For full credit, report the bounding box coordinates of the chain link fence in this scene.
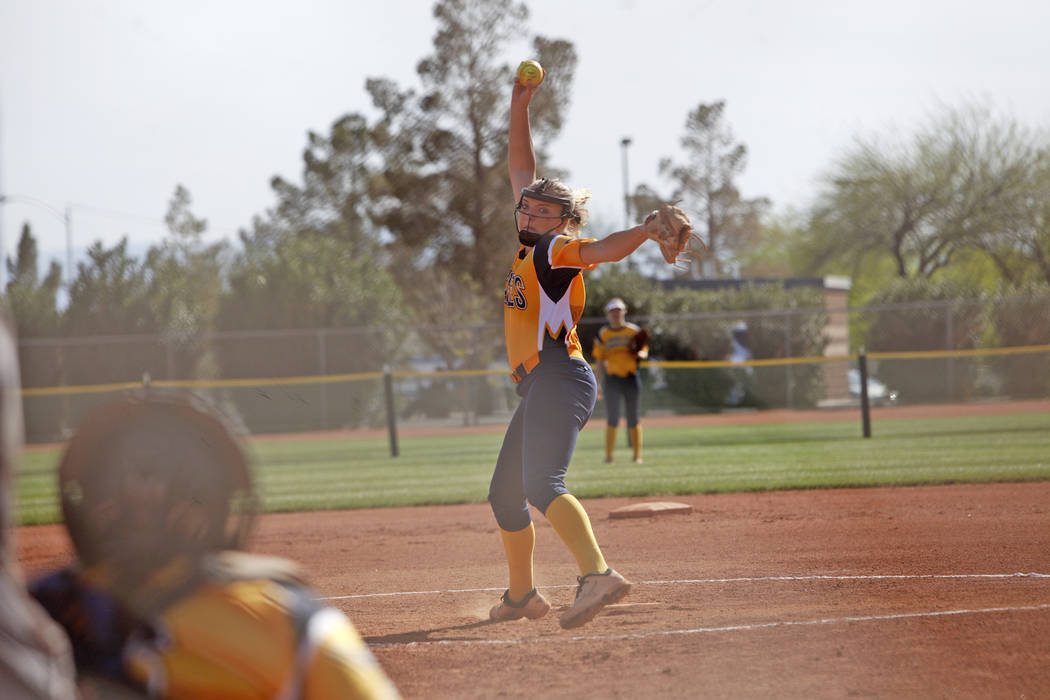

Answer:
[18,297,1050,443]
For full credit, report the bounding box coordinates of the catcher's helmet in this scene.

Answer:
[59,393,257,587]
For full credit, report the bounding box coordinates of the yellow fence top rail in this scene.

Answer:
[20,344,1050,397]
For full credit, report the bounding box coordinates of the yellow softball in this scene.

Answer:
[516,60,545,87]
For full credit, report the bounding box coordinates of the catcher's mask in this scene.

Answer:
[59,393,257,585]
[515,179,580,246]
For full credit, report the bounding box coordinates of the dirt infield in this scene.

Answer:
[15,400,1050,698]
[17,483,1050,698]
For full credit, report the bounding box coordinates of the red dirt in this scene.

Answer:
[15,400,1050,699]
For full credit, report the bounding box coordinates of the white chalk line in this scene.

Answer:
[321,571,1050,601]
[368,602,1050,648]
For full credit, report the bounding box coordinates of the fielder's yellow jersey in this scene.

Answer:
[503,233,596,382]
[592,323,648,377]
[123,577,400,700]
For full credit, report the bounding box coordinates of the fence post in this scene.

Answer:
[165,340,176,380]
[945,301,955,402]
[468,325,480,427]
[783,314,793,409]
[317,329,328,430]
[383,365,399,457]
[858,348,871,438]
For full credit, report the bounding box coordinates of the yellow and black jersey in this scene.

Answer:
[592,323,648,377]
[32,554,400,699]
[504,233,596,382]
[124,576,400,700]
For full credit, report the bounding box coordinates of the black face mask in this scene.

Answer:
[514,209,570,247]
[515,182,577,247]
[516,228,541,247]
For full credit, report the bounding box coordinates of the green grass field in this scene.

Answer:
[14,411,1050,526]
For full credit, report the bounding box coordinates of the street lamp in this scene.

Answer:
[620,137,632,230]
[0,193,73,288]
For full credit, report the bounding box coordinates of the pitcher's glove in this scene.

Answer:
[628,328,650,355]
[643,204,705,267]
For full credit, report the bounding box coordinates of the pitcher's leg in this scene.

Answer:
[519,361,595,514]
[488,401,529,532]
[624,374,642,463]
[499,523,537,601]
[544,493,607,575]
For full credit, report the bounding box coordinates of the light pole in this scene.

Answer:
[0,193,74,288]
[620,137,632,230]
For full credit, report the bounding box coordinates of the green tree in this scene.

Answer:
[219,231,406,430]
[985,281,1050,398]
[61,238,156,386]
[233,109,398,331]
[739,210,806,278]
[65,238,152,337]
[260,113,377,252]
[4,223,62,338]
[654,101,769,279]
[653,284,826,410]
[857,278,985,402]
[222,232,402,332]
[973,154,1050,285]
[366,0,577,296]
[804,104,1043,283]
[143,185,228,379]
[4,224,67,442]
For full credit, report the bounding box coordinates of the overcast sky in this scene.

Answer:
[2,0,1049,280]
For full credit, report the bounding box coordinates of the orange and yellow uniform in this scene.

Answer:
[491,231,610,593]
[504,233,596,383]
[31,556,400,700]
[592,322,647,378]
[592,323,648,461]
[124,576,399,699]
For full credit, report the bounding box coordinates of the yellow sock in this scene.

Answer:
[499,523,536,600]
[544,494,607,576]
[629,425,642,460]
[605,426,616,461]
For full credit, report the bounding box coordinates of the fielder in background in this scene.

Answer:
[592,297,650,464]
[0,310,78,699]
[490,61,692,630]
[31,392,400,699]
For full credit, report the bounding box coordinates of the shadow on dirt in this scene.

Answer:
[366,619,501,645]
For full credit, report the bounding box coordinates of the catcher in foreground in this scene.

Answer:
[592,298,650,464]
[488,64,699,632]
[30,393,400,699]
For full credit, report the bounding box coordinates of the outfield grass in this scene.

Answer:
[14,411,1050,526]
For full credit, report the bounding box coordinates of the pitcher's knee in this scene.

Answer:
[488,492,531,532]
[524,479,567,515]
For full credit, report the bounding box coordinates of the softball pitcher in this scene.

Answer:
[592,298,649,464]
[488,67,660,630]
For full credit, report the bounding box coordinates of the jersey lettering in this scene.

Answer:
[504,272,527,309]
